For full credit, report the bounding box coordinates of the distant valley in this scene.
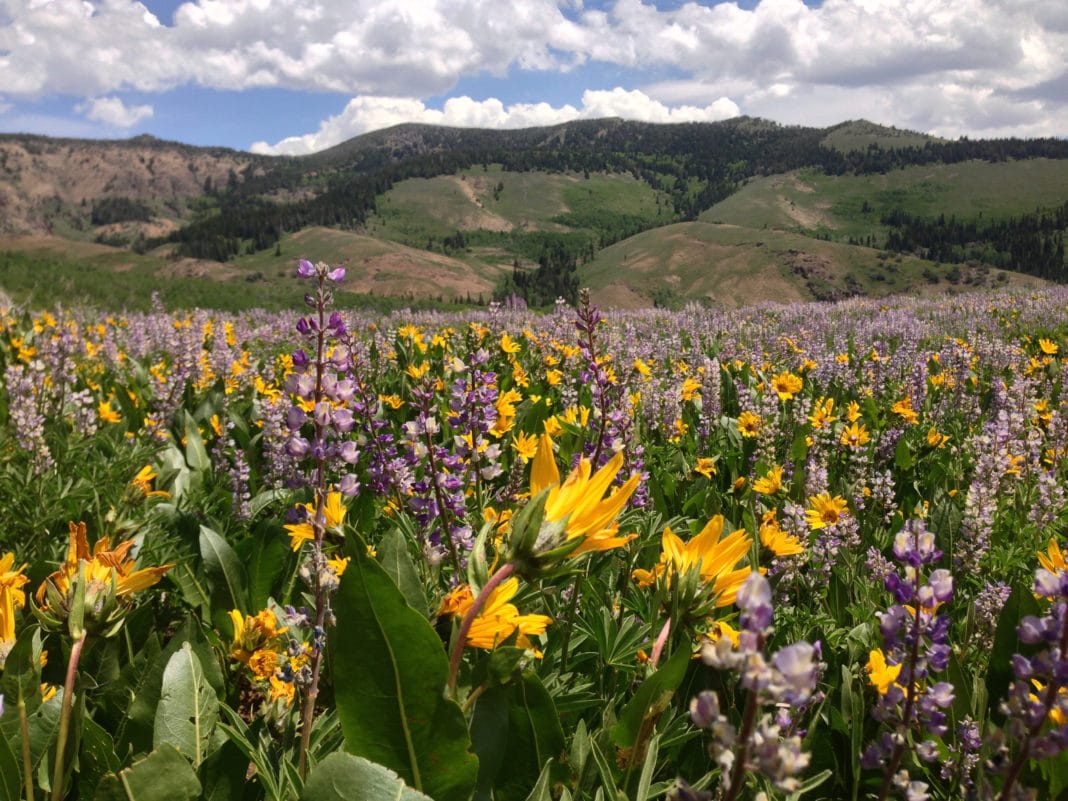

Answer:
[0,118,1064,311]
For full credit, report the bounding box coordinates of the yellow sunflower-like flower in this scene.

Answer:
[632,517,753,608]
[738,411,762,438]
[440,577,552,652]
[752,465,784,496]
[840,421,871,449]
[771,371,803,401]
[1,552,29,646]
[1038,338,1059,356]
[695,457,717,479]
[517,434,640,561]
[866,648,902,695]
[892,396,920,425]
[35,522,173,636]
[805,493,849,530]
[284,491,347,551]
[759,512,804,557]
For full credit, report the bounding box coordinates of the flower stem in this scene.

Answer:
[19,693,33,801]
[50,631,87,801]
[447,562,516,697]
[723,686,759,801]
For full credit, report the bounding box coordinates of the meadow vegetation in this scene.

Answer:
[2,261,1068,800]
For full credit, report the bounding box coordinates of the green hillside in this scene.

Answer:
[580,221,1041,309]
[704,159,1068,242]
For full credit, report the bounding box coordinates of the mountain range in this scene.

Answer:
[0,117,1065,311]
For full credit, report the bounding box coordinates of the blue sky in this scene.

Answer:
[1,0,1065,155]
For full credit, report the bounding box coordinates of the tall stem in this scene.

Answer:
[447,562,516,696]
[50,631,87,801]
[19,693,34,801]
[723,686,759,801]
[298,272,330,779]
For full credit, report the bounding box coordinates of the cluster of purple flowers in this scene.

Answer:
[862,519,955,801]
[689,572,823,798]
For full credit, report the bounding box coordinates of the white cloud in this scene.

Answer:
[0,0,1065,142]
[250,88,738,155]
[76,96,154,127]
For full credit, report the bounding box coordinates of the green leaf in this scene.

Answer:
[300,752,435,801]
[199,525,249,617]
[610,643,691,751]
[521,761,556,801]
[0,725,20,801]
[378,528,428,618]
[246,521,290,611]
[153,643,220,769]
[333,547,478,801]
[79,716,123,800]
[199,740,251,801]
[987,584,1041,724]
[894,435,913,470]
[122,619,199,756]
[183,411,211,473]
[94,744,202,801]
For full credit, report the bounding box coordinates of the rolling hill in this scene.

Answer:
[0,118,1065,311]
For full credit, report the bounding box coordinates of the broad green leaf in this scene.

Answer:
[987,584,1041,724]
[199,740,251,801]
[199,525,249,616]
[122,618,198,756]
[610,643,691,751]
[183,411,211,473]
[378,528,428,618]
[470,685,509,801]
[300,752,435,801]
[153,643,220,769]
[333,547,478,801]
[79,716,123,801]
[94,744,202,801]
[249,489,290,520]
[245,520,290,611]
[0,726,20,801]
[635,732,660,801]
[497,673,566,801]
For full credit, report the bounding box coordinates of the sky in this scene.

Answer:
[0,0,1066,156]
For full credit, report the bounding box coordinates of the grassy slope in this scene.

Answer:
[703,159,1068,242]
[581,221,1042,309]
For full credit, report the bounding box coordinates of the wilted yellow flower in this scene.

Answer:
[805,493,849,530]
[867,648,902,695]
[35,522,173,636]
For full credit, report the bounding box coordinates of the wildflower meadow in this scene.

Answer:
[3,260,1068,801]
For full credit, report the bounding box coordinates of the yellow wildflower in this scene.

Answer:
[752,465,784,496]
[771,372,803,401]
[738,411,762,438]
[867,649,902,695]
[1,552,29,645]
[840,421,871,449]
[805,493,849,530]
[528,434,640,557]
[695,458,717,480]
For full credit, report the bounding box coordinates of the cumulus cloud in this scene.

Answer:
[0,0,1065,142]
[76,96,154,128]
[250,88,739,155]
